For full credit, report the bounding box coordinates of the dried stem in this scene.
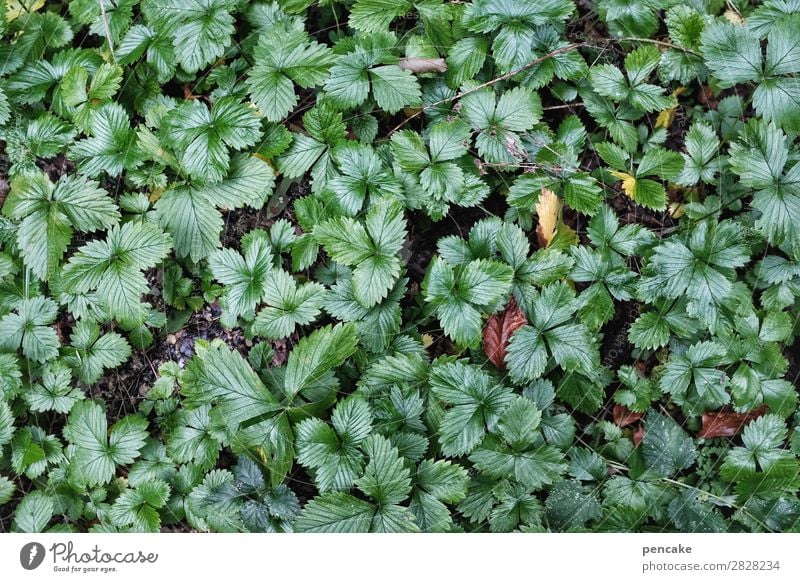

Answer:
[98,0,115,60]
[387,43,584,136]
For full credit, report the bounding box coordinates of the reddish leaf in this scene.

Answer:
[698,405,767,439]
[632,425,644,447]
[482,297,527,369]
[613,405,642,427]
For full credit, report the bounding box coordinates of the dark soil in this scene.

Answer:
[87,176,316,414]
[90,303,250,418]
[36,154,75,183]
[221,176,310,250]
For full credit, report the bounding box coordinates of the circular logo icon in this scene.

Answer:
[20,542,46,570]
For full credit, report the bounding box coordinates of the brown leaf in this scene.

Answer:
[613,405,642,427]
[632,425,645,447]
[398,57,448,74]
[698,405,767,439]
[696,85,718,110]
[535,187,560,248]
[482,297,527,369]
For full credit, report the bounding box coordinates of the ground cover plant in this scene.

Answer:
[0,0,799,533]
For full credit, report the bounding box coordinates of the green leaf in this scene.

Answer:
[369,65,422,114]
[391,130,431,172]
[181,340,280,428]
[69,103,142,177]
[349,0,413,32]
[3,172,119,281]
[0,476,14,505]
[423,256,514,347]
[283,323,358,401]
[590,65,628,100]
[639,220,750,308]
[637,147,683,180]
[0,400,14,447]
[429,361,514,456]
[446,37,488,88]
[209,233,274,320]
[721,414,795,481]
[253,270,326,339]
[0,86,9,125]
[186,469,243,532]
[294,492,375,533]
[296,420,361,492]
[506,283,600,383]
[295,396,371,492]
[12,492,54,533]
[156,155,274,261]
[677,123,722,186]
[0,297,60,363]
[701,21,762,86]
[356,434,413,505]
[546,323,600,378]
[24,361,82,414]
[546,480,601,531]
[63,320,131,385]
[668,490,727,533]
[428,120,471,163]
[414,459,469,504]
[642,411,697,478]
[166,97,262,183]
[729,120,800,247]
[148,0,237,74]
[505,326,549,384]
[167,405,221,470]
[65,401,148,487]
[246,25,334,122]
[315,200,406,307]
[62,221,172,321]
[109,480,171,532]
[624,45,661,85]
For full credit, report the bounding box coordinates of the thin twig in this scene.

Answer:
[543,102,585,111]
[617,37,699,56]
[387,43,584,136]
[98,0,115,61]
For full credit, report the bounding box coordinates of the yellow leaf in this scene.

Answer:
[610,170,637,200]
[723,9,743,25]
[421,334,434,349]
[535,187,560,248]
[668,202,685,219]
[149,188,165,203]
[654,87,686,129]
[655,107,676,129]
[5,0,44,21]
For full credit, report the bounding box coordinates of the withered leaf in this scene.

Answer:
[632,425,645,447]
[613,405,642,427]
[482,297,527,369]
[535,187,560,248]
[398,57,448,73]
[698,406,767,439]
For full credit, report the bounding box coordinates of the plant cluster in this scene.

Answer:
[0,0,799,533]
